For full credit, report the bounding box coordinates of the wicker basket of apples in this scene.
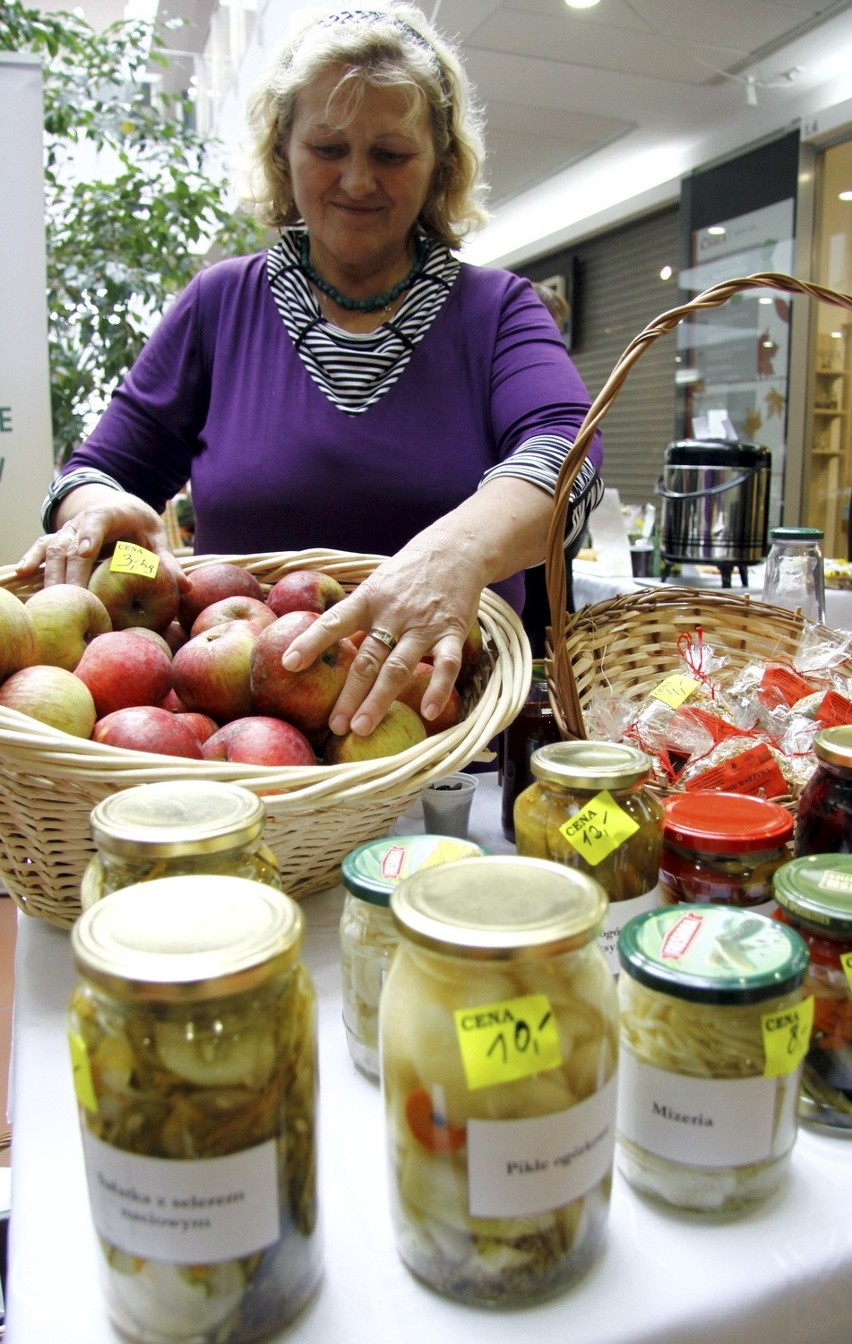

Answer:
[0,548,530,928]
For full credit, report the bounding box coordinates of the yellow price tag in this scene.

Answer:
[761,996,814,1078]
[650,673,699,709]
[109,541,160,578]
[454,994,562,1091]
[68,1031,98,1113]
[558,789,639,865]
[841,951,852,994]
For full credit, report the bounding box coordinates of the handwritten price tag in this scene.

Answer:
[649,673,699,709]
[68,1032,98,1113]
[558,790,639,865]
[109,541,160,578]
[761,997,814,1078]
[454,994,562,1091]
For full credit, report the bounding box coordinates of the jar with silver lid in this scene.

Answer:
[380,855,618,1306]
[68,874,321,1342]
[514,741,665,971]
[80,779,282,911]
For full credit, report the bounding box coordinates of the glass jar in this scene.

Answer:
[514,741,664,972]
[795,725,852,858]
[660,792,793,914]
[68,874,321,1342]
[761,525,826,622]
[80,780,282,911]
[339,834,488,1081]
[381,855,618,1306]
[617,904,810,1214]
[500,660,561,842]
[773,853,852,1134]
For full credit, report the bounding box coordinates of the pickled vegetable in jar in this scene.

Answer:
[617,905,811,1214]
[381,855,618,1306]
[68,874,321,1343]
[795,725,852,858]
[773,854,852,1134]
[514,741,664,971]
[81,779,282,911]
[339,834,488,1081]
[660,792,793,915]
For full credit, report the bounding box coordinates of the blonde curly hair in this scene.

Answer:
[242,5,489,248]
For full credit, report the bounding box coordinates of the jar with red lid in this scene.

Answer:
[660,792,794,914]
[773,854,852,1133]
[795,726,852,858]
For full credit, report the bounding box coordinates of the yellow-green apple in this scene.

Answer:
[92,706,204,758]
[174,711,220,746]
[396,661,465,736]
[178,563,264,632]
[324,702,426,764]
[0,587,38,680]
[24,584,112,671]
[458,619,484,688]
[250,611,357,739]
[75,631,173,717]
[191,596,276,637]
[88,556,180,633]
[202,715,316,766]
[171,619,260,723]
[0,664,97,738]
[266,570,345,618]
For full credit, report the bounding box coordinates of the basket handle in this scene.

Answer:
[544,270,852,739]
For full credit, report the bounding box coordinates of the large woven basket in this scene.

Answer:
[544,271,852,765]
[0,549,531,927]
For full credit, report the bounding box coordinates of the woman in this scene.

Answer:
[17,4,603,741]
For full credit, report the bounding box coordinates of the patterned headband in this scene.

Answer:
[317,9,439,60]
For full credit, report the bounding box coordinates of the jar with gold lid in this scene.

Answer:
[80,779,282,910]
[380,855,618,1306]
[68,873,321,1342]
[514,741,664,971]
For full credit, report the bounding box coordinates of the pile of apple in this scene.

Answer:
[0,559,481,767]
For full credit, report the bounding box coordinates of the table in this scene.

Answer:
[7,775,852,1344]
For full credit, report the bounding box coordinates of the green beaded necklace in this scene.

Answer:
[299,234,429,313]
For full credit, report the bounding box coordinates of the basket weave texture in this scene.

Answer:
[0,549,531,927]
[544,272,852,769]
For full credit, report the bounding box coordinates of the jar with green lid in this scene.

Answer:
[617,905,811,1213]
[380,855,618,1306]
[514,740,665,971]
[68,874,321,1342]
[340,834,489,1081]
[80,780,282,911]
[795,725,852,858]
[660,792,793,914]
[773,854,852,1133]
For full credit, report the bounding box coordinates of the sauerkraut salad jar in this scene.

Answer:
[617,905,811,1214]
[68,874,321,1342]
[380,855,619,1306]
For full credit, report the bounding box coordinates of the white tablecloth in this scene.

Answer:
[7,775,852,1344]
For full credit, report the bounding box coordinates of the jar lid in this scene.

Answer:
[89,780,267,858]
[773,855,852,935]
[769,527,824,542]
[71,874,303,1001]
[341,834,488,907]
[812,725,852,768]
[663,792,793,851]
[530,740,652,791]
[390,855,607,960]
[618,905,809,1004]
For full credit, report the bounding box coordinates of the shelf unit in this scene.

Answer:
[808,328,852,556]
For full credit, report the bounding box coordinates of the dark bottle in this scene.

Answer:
[795,726,852,857]
[500,661,562,842]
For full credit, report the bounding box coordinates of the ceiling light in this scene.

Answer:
[707,226,726,236]
[564,0,601,9]
[839,190,852,202]
[659,265,673,281]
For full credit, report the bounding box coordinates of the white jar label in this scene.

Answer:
[466,1073,617,1218]
[600,884,661,971]
[81,1130,280,1262]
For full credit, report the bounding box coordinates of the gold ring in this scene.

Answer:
[369,627,398,652]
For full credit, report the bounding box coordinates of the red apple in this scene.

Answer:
[75,631,173,718]
[190,596,276,637]
[0,664,97,738]
[324,701,427,764]
[88,556,180,633]
[24,584,111,671]
[163,620,189,655]
[250,611,357,739]
[202,715,316,766]
[92,706,204,758]
[174,711,220,745]
[171,619,260,722]
[0,587,38,681]
[122,626,173,659]
[266,570,345,618]
[160,687,187,713]
[396,661,465,736]
[178,563,264,632]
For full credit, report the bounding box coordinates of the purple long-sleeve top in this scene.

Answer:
[63,250,601,612]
